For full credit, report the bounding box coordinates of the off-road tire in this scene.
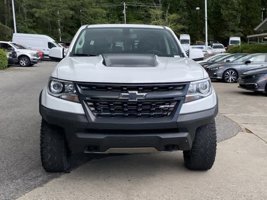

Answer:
[40,120,71,172]
[183,120,217,171]
[19,56,31,67]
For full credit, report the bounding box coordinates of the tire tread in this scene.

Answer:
[40,120,70,172]
[183,120,217,171]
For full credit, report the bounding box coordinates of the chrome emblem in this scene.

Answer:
[119,91,147,101]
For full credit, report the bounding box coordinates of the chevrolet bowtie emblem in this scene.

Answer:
[119,91,147,101]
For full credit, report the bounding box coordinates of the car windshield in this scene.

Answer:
[71,27,183,57]
[11,43,26,49]
[230,40,240,45]
[233,54,255,62]
[207,54,228,62]
[213,44,224,49]
[215,54,235,62]
[180,39,190,44]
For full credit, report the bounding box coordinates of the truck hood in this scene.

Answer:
[52,55,207,83]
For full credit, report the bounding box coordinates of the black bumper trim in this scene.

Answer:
[77,132,192,152]
[40,103,218,153]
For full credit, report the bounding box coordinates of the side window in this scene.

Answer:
[250,55,266,62]
[48,42,56,49]
[0,43,12,51]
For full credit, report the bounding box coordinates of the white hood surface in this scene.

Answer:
[52,56,207,83]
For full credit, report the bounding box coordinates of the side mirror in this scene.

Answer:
[189,48,204,61]
[225,59,231,63]
[245,60,251,65]
[49,47,64,61]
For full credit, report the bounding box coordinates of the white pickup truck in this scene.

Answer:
[40,24,218,172]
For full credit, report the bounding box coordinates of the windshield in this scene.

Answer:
[233,54,254,62]
[230,40,240,45]
[180,39,190,44]
[213,45,224,49]
[222,54,248,62]
[11,43,26,49]
[207,54,227,62]
[70,28,183,57]
[216,54,238,62]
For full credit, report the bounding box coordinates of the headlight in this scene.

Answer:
[211,66,224,71]
[48,78,79,102]
[185,79,212,103]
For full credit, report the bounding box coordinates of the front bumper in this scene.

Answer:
[30,57,39,64]
[239,82,265,92]
[239,77,266,92]
[206,69,223,80]
[40,103,218,153]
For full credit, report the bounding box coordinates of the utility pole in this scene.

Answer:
[57,10,62,42]
[205,0,208,48]
[123,2,127,24]
[11,0,17,33]
[262,8,266,21]
[196,7,200,41]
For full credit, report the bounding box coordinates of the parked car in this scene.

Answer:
[201,53,247,69]
[211,43,226,54]
[206,53,267,83]
[12,33,62,58]
[41,24,218,172]
[239,67,267,94]
[191,45,214,57]
[0,41,39,67]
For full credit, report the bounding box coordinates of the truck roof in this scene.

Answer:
[85,24,165,29]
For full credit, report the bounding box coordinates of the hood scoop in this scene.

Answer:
[102,54,158,67]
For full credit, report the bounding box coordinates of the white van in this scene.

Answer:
[229,36,241,46]
[12,33,60,57]
[180,34,191,52]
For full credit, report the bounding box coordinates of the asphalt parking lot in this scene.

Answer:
[0,62,266,200]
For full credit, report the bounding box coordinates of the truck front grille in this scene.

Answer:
[86,99,178,118]
[78,83,185,93]
[77,83,187,119]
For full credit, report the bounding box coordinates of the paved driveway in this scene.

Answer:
[0,62,265,200]
[213,82,267,143]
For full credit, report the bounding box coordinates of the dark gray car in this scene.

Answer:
[206,53,267,83]
[239,67,267,94]
[201,53,247,69]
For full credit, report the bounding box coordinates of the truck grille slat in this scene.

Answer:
[86,100,178,118]
[77,83,186,119]
[78,84,185,93]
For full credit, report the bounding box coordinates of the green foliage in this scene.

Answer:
[227,44,267,53]
[0,22,12,41]
[0,0,266,44]
[0,49,8,70]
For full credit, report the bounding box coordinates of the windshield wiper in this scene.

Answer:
[72,53,98,57]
